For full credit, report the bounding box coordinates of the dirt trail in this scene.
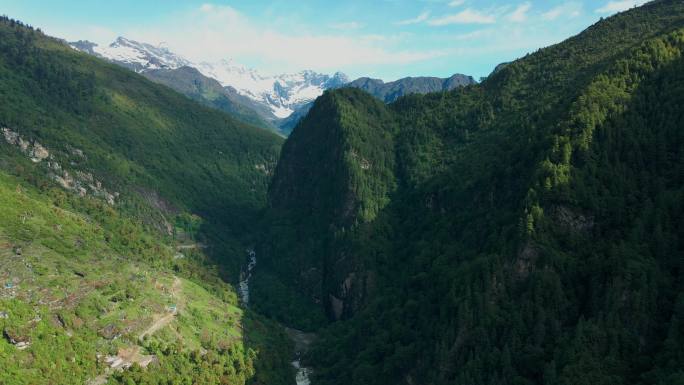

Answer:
[139,277,182,341]
[87,277,181,385]
[176,243,206,250]
[87,346,157,385]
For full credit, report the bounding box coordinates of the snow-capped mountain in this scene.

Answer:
[197,60,348,118]
[70,36,474,136]
[71,37,189,73]
[70,37,347,119]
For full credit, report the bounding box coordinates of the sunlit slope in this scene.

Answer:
[0,16,282,235]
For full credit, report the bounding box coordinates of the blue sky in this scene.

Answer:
[0,0,649,80]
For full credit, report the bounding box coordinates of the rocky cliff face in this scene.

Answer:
[2,127,119,204]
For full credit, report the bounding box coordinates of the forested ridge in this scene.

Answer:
[256,1,684,384]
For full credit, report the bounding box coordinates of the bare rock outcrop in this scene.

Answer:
[551,205,594,233]
[2,127,50,162]
[2,127,119,205]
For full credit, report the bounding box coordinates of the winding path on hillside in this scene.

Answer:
[139,276,182,341]
[88,276,182,385]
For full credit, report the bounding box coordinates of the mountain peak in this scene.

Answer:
[329,71,351,85]
[69,39,99,55]
[112,36,131,45]
[70,36,190,73]
[195,62,350,119]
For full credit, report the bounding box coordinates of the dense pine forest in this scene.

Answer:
[255,1,684,384]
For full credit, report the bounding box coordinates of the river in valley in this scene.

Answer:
[238,249,257,304]
[239,249,314,385]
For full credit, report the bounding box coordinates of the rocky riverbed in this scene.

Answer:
[239,249,315,384]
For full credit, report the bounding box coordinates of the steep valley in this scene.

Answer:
[1,1,684,385]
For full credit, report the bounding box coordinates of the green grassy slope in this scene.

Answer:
[0,169,293,385]
[0,17,282,241]
[259,1,684,384]
[0,16,293,385]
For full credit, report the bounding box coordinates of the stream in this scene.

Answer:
[238,249,256,304]
[239,249,313,385]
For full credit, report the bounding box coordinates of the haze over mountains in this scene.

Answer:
[70,37,475,135]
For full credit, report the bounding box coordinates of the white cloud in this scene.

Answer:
[451,29,493,41]
[542,2,582,20]
[330,21,364,30]
[595,0,648,14]
[446,24,564,57]
[199,3,217,12]
[396,11,430,25]
[507,2,531,23]
[448,0,465,7]
[360,32,414,43]
[428,9,496,26]
[115,4,443,74]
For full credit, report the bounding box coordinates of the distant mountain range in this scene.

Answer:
[70,37,348,134]
[70,37,475,135]
[348,74,475,103]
